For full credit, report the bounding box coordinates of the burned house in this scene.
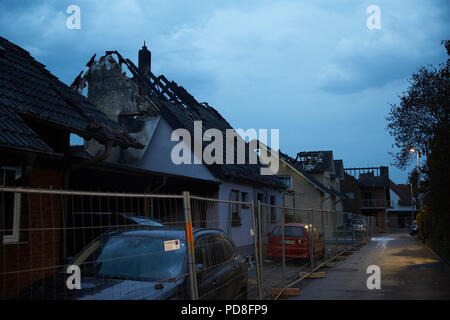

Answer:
[0,36,143,298]
[70,44,286,255]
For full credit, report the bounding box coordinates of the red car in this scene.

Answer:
[267,223,324,259]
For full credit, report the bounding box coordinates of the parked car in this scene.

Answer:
[410,220,417,236]
[267,223,324,260]
[16,226,248,300]
[66,212,163,260]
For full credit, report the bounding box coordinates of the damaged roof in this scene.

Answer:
[295,151,334,173]
[279,151,347,199]
[0,102,54,154]
[0,37,142,154]
[104,51,285,189]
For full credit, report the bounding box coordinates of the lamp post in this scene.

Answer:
[409,182,414,224]
[409,148,420,211]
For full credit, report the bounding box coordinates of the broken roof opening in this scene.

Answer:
[72,45,285,189]
[70,133,84,146]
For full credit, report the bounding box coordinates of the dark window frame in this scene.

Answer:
[230,190,241,226]
[241,192,249,209]
[270,195,276,224]
[1,166,22,244]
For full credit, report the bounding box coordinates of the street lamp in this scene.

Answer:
[409,148,420,170]
[409,147,420,214]
[409,182,415,225]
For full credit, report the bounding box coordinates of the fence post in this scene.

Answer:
[257,200,264,297]
[334,213,338,254]
[344,213,348,249]
[309,210,314,272]
[281,207,286,276]
[250,201,263,300]
[365,216,369,241]
[0,192,3,298]
[351,215,355,245]
[183,191,198,300]
[321,210,327,260]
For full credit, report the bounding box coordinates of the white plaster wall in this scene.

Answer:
[139,118,219,182]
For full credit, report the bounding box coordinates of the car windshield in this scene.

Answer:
[272,226,305,237]
[73,235,186,282]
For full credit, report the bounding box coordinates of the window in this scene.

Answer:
[1,167,22,243]
[241,192,249,209]
[279,176,292,188]
[75,235,186,281]
[195,236,209,268]
[272,226,305,237]
[270,196,276,224]
[230,190,241,226]
[257,193,264,203]
[346,192,355,199]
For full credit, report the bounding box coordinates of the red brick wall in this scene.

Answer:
[2,167,63,299]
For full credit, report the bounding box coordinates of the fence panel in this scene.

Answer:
[0,187,192,300]
[255,206,370,299]
[257,204,316,299]
[188,195,256,300]
[1,187,378,300]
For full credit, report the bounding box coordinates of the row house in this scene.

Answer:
[70,44,286,256]
[0,37,284,297]
[0,36,142,297]
[387,180,417,229]
[257,144,349,236]
[342,166,391,232]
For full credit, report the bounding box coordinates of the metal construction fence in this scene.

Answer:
[0,187,377,300]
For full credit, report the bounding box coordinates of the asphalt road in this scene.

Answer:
[291,232,450,300]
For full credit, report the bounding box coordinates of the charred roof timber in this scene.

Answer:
[295,151,333,173]
[0,36,143,152]
[68,44,285,188]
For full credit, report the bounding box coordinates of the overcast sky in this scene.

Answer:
[1,0,448,183]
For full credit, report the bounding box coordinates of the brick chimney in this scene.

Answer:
[138,41,151,77]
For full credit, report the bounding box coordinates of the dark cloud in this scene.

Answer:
[0,0,448,183]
